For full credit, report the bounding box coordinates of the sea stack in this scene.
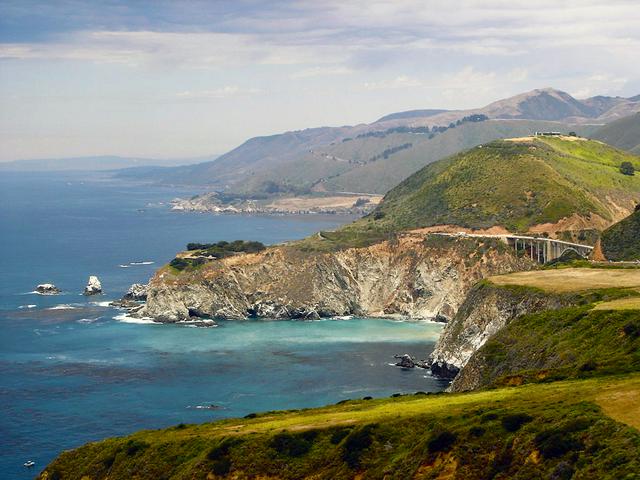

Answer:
[35,283,60,295]
[83,276,102,295]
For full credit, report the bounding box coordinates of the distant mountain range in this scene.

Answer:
[118,88,640,194]
[0,155,215,172]
[591,113,640,154]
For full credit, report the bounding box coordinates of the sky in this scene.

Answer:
[1,0,639,161]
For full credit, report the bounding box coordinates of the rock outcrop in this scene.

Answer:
[138,234,534,323]
[428,282,570,389]
[123,283,147,301]
[35,283,60,295]
[83,276,102,296]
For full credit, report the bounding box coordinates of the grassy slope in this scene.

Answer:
[459,267,640,391]
[370,137,640,232]
[291,137,640,252]
[202,120,591,195]
[39,375,640,480]
[600,208,640,261]
[592,113,640,154]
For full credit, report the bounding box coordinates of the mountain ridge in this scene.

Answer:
[123,88,639,193]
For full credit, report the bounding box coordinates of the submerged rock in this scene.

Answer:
[36,283,60,295]
[83,276,102,296]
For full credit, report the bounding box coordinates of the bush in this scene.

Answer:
[534,427,584,459]
[330,427,352,445]
[427,430,457,453]
[620,161,635,176]
[271,432,314,457]
[501,413,533,432]
[342,424,377,468]
[124,439,149,456]
[469,426,485,437]
[211,458,232,475]
[623,322,640,338]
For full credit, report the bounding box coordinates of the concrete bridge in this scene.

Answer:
[432,232,594,264]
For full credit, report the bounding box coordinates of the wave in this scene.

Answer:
[113,313,159,324]
[77,318,98,324]
[47,304,79,310]
[90,301,112,307]
[129,261,154,265]
[18,304,37,309]
[118,264,131,268]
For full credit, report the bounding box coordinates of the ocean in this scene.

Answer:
[0,171,446,479]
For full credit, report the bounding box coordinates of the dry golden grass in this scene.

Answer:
[488,268,640,293]
[594,296,640,310]
[596,380,640,429]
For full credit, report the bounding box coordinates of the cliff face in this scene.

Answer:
[140,235,534,323]
[429,282,569,383]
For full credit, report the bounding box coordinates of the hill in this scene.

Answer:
[120,88,638,194]
[350,136,640,235]
[599,206,640,261]
[37,373,640,480]
[592,113,640,154]
[0,155,204,172]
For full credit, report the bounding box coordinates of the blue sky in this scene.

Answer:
[1,0,639,161]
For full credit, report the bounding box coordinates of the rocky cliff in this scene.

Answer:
[429,282,569,382]
[139,234,534,323]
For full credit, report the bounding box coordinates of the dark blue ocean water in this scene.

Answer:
[0,172,446,479]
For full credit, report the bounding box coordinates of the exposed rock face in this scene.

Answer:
[123,283,147,301]
[395,354,416,368]
[83,276,102,296]
[139,234,534,323]
[428,282,570,390]
[36,283,60,295]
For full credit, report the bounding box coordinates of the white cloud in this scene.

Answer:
[176,86,262,99]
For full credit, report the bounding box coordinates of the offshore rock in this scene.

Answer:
[83,276,102,296]
[35,283,60,295]
[394,354,416,369]
[138,233,534,323]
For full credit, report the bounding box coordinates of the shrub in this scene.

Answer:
[124,439,149,456]
[623,322,640,338]
[211,458,231,476]
[330,428,352,445]
[271,432,314,457]
[427,430,457,453]
[620,161,635,176]
[342,424,377,468]
[501,413,533,432]
[534,428,584,459]
[469,426,486,437]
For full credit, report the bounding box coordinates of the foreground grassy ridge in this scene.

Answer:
[39,375,640,480]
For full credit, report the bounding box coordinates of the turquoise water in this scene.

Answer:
[0,172,446,479]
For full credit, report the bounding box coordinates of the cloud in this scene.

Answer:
[290,66,353,79]
[175,86,262,100]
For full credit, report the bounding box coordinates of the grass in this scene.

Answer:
[600,208,640,261]
[488,268,640,293]
[466,305,640,389]
[39,374,640,480]
[594,297,640,310]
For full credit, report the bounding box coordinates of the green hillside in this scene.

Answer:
[592,113,640,154]
[457,280,640,390]
[600,206,640,261]
[37,374,640,480]
[361,136,640,233]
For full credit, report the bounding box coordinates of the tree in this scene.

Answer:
[620,161,635,176]
[568,131,577,137]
